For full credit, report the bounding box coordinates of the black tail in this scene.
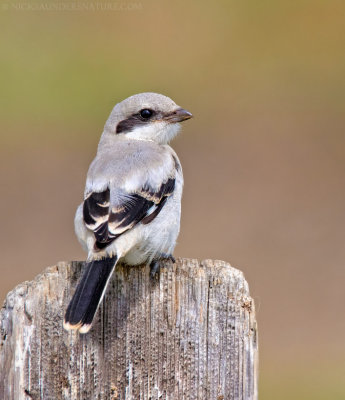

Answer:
[64,256,117,334]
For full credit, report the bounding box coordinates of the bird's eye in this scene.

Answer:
[140,109,153,119]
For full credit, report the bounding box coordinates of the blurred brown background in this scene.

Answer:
[1,1,345,398]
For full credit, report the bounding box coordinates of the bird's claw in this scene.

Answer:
[150,254,176,279]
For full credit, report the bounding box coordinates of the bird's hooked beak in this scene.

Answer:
[164,108,193,123]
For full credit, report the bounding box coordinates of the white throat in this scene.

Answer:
[125,121,181,145]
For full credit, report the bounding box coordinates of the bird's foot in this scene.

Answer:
[150,254,176,279]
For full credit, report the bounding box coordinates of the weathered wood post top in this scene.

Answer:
[0,258,258,400]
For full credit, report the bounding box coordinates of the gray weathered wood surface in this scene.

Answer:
[0,258,258,400]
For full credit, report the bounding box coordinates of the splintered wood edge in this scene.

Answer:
[1,258,253,311]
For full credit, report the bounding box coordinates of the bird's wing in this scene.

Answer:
[83,160,177,251]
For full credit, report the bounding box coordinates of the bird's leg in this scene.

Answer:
[150,253,176,279]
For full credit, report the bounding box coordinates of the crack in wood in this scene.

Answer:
[0,259,258,400]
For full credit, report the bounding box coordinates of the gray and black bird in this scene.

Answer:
[64,92,192,333]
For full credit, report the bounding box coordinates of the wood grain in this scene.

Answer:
[0,258,258,400]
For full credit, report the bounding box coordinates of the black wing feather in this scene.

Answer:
[83,178,175,251]
[83,188,110,226]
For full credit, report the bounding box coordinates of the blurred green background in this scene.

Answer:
[1,1,345,398]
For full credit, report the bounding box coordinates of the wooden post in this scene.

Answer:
[0,258,258,400]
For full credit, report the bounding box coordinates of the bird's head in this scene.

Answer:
[102,92,192,145]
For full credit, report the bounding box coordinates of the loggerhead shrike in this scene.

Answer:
[64,92,192,333]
